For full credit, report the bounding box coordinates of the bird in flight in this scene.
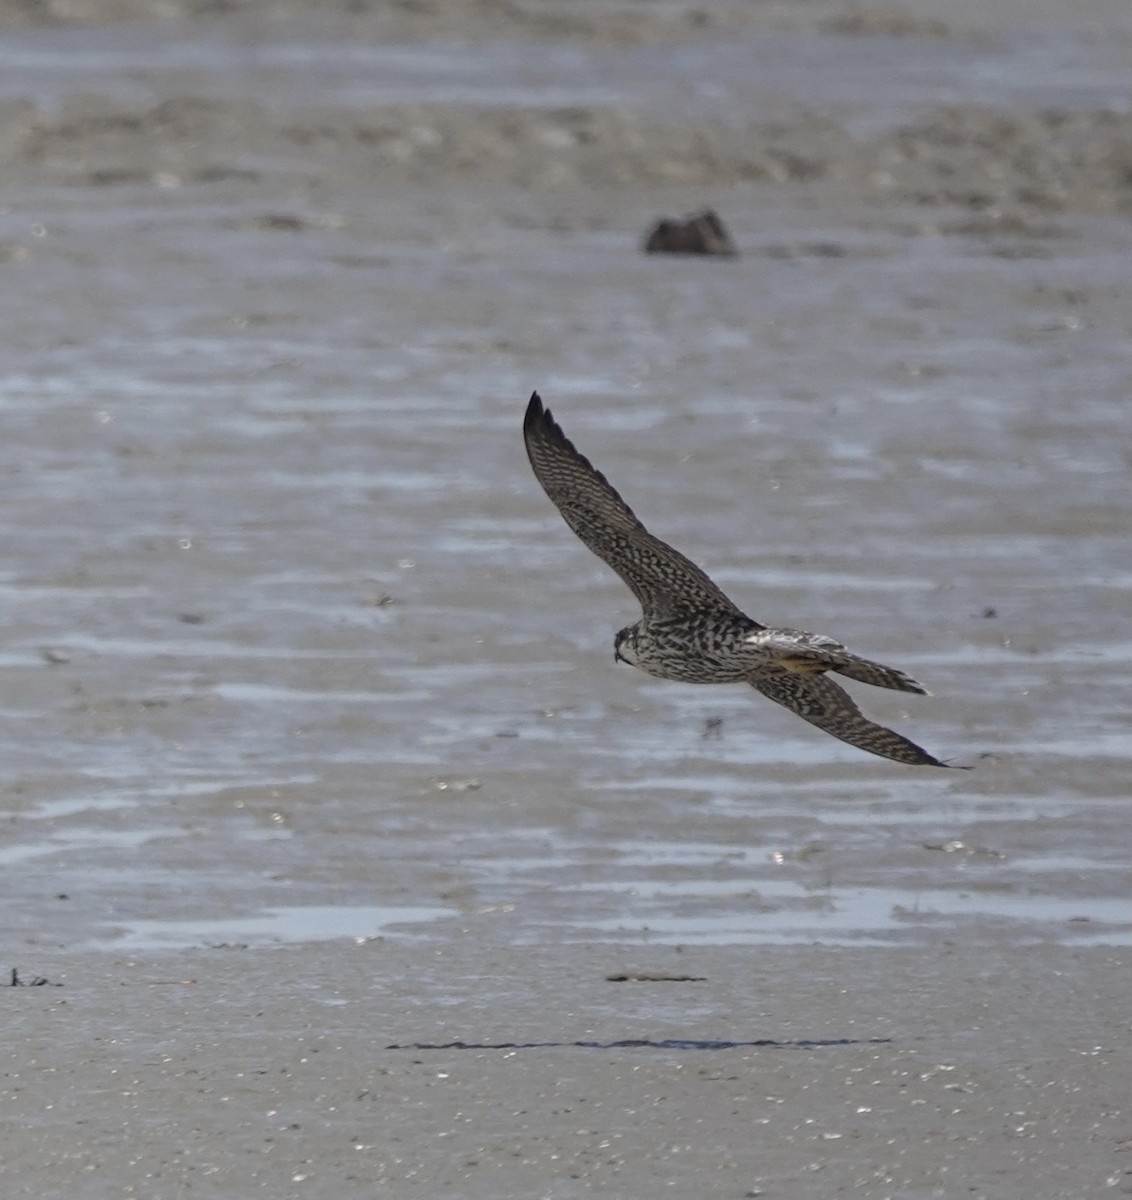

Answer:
[523,392,961,767]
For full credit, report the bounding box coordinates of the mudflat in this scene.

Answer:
[1,0,1129,1196]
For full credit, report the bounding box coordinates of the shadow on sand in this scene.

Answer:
[387,1036,892,1051]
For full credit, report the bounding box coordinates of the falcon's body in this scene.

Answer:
[523,392,959,768]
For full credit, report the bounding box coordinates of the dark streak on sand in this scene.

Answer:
[387,1036,894,1052]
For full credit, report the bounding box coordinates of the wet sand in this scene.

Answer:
[6,941,1129,1197]
[1,0,1130,1195]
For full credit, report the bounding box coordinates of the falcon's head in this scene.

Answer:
[614,623,640,666]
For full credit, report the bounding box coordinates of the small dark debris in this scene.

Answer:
[40,647,71,665]
[179,612,206,624]
[8,968,62,987]
[606,971,708,983]
[643,209,738,257]
[702,716,724,740]
[982,607,998,618]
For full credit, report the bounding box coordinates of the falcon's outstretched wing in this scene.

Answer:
[524,393,743,618]
[750,669,957,767]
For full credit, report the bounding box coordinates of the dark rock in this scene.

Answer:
[643,208,738,257]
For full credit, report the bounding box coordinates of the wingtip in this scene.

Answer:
[524,390,547,431]
[921,752,971,769]
[524,391,563,443]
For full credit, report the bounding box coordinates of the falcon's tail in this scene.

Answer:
[827,654,929,696]
[746,630,929,695]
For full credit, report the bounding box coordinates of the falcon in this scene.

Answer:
[523,392,961,767]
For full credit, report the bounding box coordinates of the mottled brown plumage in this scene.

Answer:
[523,392,961,768]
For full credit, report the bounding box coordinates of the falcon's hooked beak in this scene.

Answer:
[614,629,628,665]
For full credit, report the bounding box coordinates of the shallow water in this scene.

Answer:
[2,13,1130,955]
